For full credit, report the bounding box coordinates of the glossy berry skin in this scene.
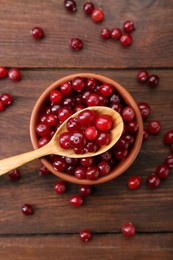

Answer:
[98,161,110,176]
[80,230,92,242]
[60,81,72,95]
[70,38,83,51]
[137,70,149,83]
[85,78,97,91]
[38,136,51,147]
[8,169,21,180]
[50,90,62,104]
[66,118,81,132]
[111,28,122,40]
[99,84,113,97]
[72,77,85,92]
[100,28,111,39]
[70,131,86,149]
[86,93,100,106]
[36,123,51,137]
[121,107,135,122]
[147,75,159,87]
[123,20,135,33]
[163,130,173,145]
[53,157,67,171]
[86,166,100,180]
[54,181,66,194]
[75,166,87,179]
[78,109,96,125]
[143,129,150,142]
[85,126,98,140]
[114,147,128,160]
[58,107,72,123]
[22,204,33,216]
[31,27,44,39]
[128,176,141,190]
[0,101,5,111]
[0,66,8,78]
[91,8,104,23]
[8,68,21,81]
[120,34,133,47]
[70,195,83,207]
[46,114,57,126]
[80,157,94,167]
[138,102,150,120]
[146,174,160,188]
[83,2,94,15]
[39,165,50,175]
[147,120,161,135]
[95,115,113,131]
[122,222,136,237]
[1,93,13,106]
[64,0,77,12]
[156,164,170,179]
[79,185,92,196]
[164,154,173,169]
[59,132,71,149]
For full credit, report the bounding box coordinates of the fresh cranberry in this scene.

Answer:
[115,137,129,150]
[66,118,81,132]
[83,2,94,15]
[114,147,128,160]
[91,8,104,22]
[86,166,100,180]
[164,154,173,169]
[54,181,66,194]
[147,120,161,135]
[122,222,136,237]
[138,102,151,120]
[85,78,97,91]
[79,185,92,196]
[8,68,21,81]
[39,165,51,175]
[65,157,79,165]
[110,103,122,113]
[96,131,110,146]
[59,132,71,149]
[64,0,77,12]
[109,93,121,104]
[70,131,86,149]
[100,27,111,39]
[86,93,100,106]
[46,114,57,126]
[128,176,141,190]
[146,174,160,188]
[85,141,99,153]
[50,90,62,104]
[85,126,98,140]
[75,166,87,179]
[143,129,150,142]
[95,115,113,131]
[53,157,67,171]
[60,81,72,95]
[31,27,44,39]
[137,70,149,83]
[80,157,94,167]
[111,28,122,40]
[99,95,108,106]
[58,107,72,123]
[99,84,113,97]
[98,161,110,175]
[50,104,61,115]
[100,150,112,161]
[72,77,85,92]
[156,164,170,179]
[126,121,138,134]
[22,204,33,216]
[121,107,135,121]
[0,66,8,78]
[66,165,76,175]
[38,136,51,147]
[80,230,92,242]
[78,109,96,125]
[123,20,135,33]
[163,130,173,145]
[1,93,13,106]
[74,147,85,154]
[120,34,133,47]
[62,96,75,107]
[74,104,85,112]
[147,75,159,87]
[0,101,4,111]
[70,195,83,207]
[123,133,135,145]
[8,169,21,180]
[70,38,83,51]
[36,123,51,137]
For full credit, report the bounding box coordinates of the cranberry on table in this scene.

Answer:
[0,101,5,111]
[111,28,122,40]
[164,154,173,169]
[70,38,83,51]
[120,34,133,47]
[146,174,160,188]
[83,2,94,15]
[54,181,66,194]
[0,66,8,78]
[1,93,13,106]
[8,68,21,81]
[91,8,104,22]
[121,107,135,122]
[39,165,51,175]
[31,27,44,39]
[79,185,92,196]
[163,130,173,145]
[22,204,33,216]
[156,164,170,179]
[147,75,159,87]
[128,176,141,190]
[64,0,77,12]
[147,120,161,135]
[138,102,151,120]
[121,222,136,237]
[96,131,110,145]
[80,230,92,242]
[123,20,135,33]
[95,114,113,131]
[8,169,21,180]
[70,195,83,207]
[137,70,149,83]
[100,27,111,39]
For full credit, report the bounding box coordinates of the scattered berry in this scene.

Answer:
[156,164,170,179]
[164,130,173,145]
[111,28,122,40]
[8,68,21,81]
[31,27,44,39]
[120,34,133,47]
[64,0,77,12]
[22,204,33,216]
[8,169,21,180]
[83,2,94,15]
[128,176,141,190]
[70,195,83,207]
[0,66,8,78]
[147,75,159,87]
[122,222,136,237]
[91,8,104,23]
[100,27,111,39]
[164,154,173,169]
[137,70,149,83]
[80,230,92,242]
[54,181,67,194]
[123,20,135,33]
[146,174,160,188]
[79,185,92,196]
[147,120,161,135]
[70,38,83,51]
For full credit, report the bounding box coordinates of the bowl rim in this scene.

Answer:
[30,72,143,185]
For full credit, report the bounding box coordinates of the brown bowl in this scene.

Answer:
[30,73,143,185]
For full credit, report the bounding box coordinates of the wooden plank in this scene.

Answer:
[0,234,173,260]
[0,69,172,234]
[0,0,173,68]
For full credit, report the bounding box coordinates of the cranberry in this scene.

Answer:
[38,136,51,147]
[0,101,5,111]
[1,93,13,106]
[114,147,128,160]
[74,104,85,112]
[122,222,136,237]
[83,2,94,15]
[143,129,150,142]
[99,84,113,97]
[70,195,83,207]
[46,114,57,126]
[50,104,61,115]
[65,157,79,165]
[85,78,97,91]
[121,107,135,122]
[80,230,92,242]
[147,75,159,87]
[123,133,135,145]
[66,165,76,175]
[60,81,72,95]
[58,107,72,123]
[96,131,110,146]
[163,130,173,145]
[75,166,87,179]
[123,20,135,33]
[109,93,121,104]
[120,34,133,47]
[126,121,138,134]
[164,154,173,169]
[8,169,21,180]
[31,27,44,39]
[53,157,67,171]
[54,181,66,194]
[146,174,160,188]
[137,70,149,83]
[86,93,100,106]
[8,68,21,81]
[85,141,99,153]
[70,131,86,149]
[79,185,92,196]
[85,126,98,140]
[91,8,104,22]
[59,132,71,149]
[138,102,151,120]
[111,28,122,40]
[72,77,85,92]
[78,109,96,125]
[86,166,100,180]
[98,161,110,176]
[39,165,51,175]
[95,115,113,131]
[0,66,8,78]
[64,0,77,12]
[74,147,85,154]
[147,120,161,135]
[156,164,170,179]
[110,103,122,113]
[80,157,94,167]
[66,118,81,132]
[128,176,141,190]
[50,90,62,104]
[70,38,83,51]
[36,123,51,137]
[115,137,129,150]
[22,204,33,216]
[100,150,112,161]
[100,28,111,39]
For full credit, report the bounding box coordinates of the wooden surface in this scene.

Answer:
[0,1,173,259]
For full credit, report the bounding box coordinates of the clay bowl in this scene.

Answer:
[30,73,143,185]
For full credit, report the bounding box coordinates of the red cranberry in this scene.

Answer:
[58,107,72,123]
[146,174,160,188]
[60,81,72,95]
[128,176,141,190]
[59,132,71,149]
[126,121,138,134]
[53,157,67,171]
[54,181,66,194]
[100,150,112,161]
[85,78,97,91]
[99,84,113,97]
[75,166,87,179]
[111,28,122,40]
[121,107,135,122]
[123,133,135,145]
[85,126,98,140]
[38,136,51,147]
[143,129,150,142]
[50,90,62,104]
[137,70,149,83]
[123,20,135,33]
[147,75,159,87]
[147,120,161,135]
[70,195,83,207]
[36,123,51,137]
[96,131,110,146]
[85,141,99,153]
[91,8,104,22]
[86,93,100,106]
[46,114,57,126]
[78,109,96,125]
[98,161,110,176]
[80,230,92,242]
[8,68,21,81]
[0,100,4,111]
[79,185,92,196]
[115,137,129,150]
[65,157,79,165]
[72,77,85,92]
[114,147,128,160]
[66,118,81,132]
[31,27,44,39]
[100,27,111,39]
[70,38,83,51]
[122,222,136,237]
[110,103,122,113]
[95,115,113,131]
[83,2,94,15]
[80,157,94,167]
[0,66,8,78]
[138,102,151,120]
[1,93,13,106]
[39,165,51,175]
[70,131,86,149]
[120,34,133,47]
[64,0,77,12]
[156,164,170,179]
[62,96,75,107]
[163,130,173,145]
[86,166,100,180]
[164,154,173,169]
[8,169,21,180]
[22,204,33,216]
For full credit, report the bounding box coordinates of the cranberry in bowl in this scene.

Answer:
[30,73,143,185]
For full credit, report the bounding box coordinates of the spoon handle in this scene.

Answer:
[0,141,55,176]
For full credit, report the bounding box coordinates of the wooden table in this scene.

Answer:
[0,1,173,259]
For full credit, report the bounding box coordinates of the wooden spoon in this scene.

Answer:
[0,106,123,176]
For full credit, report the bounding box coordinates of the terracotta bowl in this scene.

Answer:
[30,73,143,185]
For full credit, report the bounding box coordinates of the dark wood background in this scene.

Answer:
[0,1,173,259]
